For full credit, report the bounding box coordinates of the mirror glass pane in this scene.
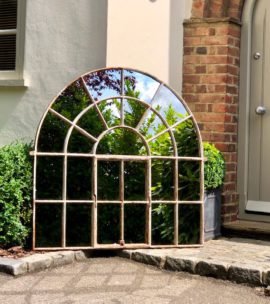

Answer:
[124,69,160,103]
[179,204,201,244]
[152,85,188,126]
[66,204,91,246]
[83,69,121,101]
[152,203,174,245]
[51,79,91,121]
[98,204,120,244]
[36,204,62,247]
[124,204,146,243]
[36,157,63,199]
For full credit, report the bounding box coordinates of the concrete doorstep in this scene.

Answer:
[0,237,269,288]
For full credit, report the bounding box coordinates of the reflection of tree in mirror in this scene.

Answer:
[152,204,174,245]
[152,160,174,201]
[38,113,69,152]
[77,107,105,137]
[98,204,120,244]
[97,129,147,155]
[52,80,91,121]
[83,69,137,101]
[84,69,122,100]
[124,162,145,200]
[68,130,94,153]
[125,204,146,243]
[98,99,121,127]
[98,161,120,200]
[124,80,147,128]
[179,204,200,244]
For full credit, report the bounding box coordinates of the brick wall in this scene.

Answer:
[183,0,245,223]
[191,0,245,19]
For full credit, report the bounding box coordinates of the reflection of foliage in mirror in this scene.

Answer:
[97,129,147,155]
[98,161,120,200]
[151,160,200,244]
[98,99,121,127]
[174,118,199,157]
[152,204,174,244]
[149,132,173,156]
[36,157,63,199]
[67,158,92,200]
[83,69,122,100]
[98,204,120,244]
[151,111,200,244]
[179,161,200,201]
[124,204,145,243]
[124,79,146,127]
[179,204,200,244]
[36,204,62,247]
[68,130,94,153]
[140,108,165,139]
[152,203,200,245]
[66,204,91,246]
[124,99,147,128]
[152,160,174,200]
[52,80,91,121]
[77,107,105,137]
[38,112,69,152]
[124,162,145,200]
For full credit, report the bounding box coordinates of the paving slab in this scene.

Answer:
[119,237,270,286]
[0,257,269,303]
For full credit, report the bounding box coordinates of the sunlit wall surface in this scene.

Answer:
[106,0,192,93]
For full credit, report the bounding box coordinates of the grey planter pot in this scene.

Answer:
[204,189,221,241]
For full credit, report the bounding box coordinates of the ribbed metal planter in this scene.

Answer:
[204,189,221,241]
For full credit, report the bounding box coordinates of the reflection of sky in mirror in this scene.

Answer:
[151,86,188,125]
[124,99,147,128]
[139,110,167,139]
[98,99,121,127]
[83,69,121,101]
[124,70,160,103]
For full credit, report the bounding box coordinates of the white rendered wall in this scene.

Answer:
[106,0,192,94]
[0,0,108,145]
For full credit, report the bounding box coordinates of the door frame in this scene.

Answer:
[238,0,270,221]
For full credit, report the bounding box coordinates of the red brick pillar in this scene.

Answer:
[182,18,241,223]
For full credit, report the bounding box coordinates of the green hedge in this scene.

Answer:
[203,142,225,190]
[0,142,33,248]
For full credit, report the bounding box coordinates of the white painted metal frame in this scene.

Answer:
[32,67,204,250]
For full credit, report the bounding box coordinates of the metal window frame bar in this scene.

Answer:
[32,67,204,250]
[0,29,17,35]
[35,200,203,204]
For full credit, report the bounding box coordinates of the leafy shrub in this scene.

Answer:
[0,142,33,248]
[203,142,225,190]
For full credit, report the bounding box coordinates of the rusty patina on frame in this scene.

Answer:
[32,67,204,250]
